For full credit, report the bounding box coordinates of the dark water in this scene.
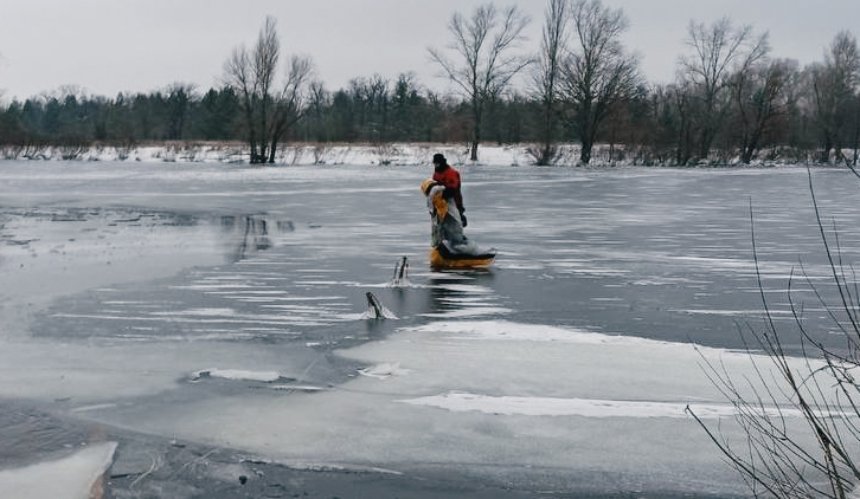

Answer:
[7,163,858,353]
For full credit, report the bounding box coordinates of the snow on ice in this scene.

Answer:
[0,442,117,499]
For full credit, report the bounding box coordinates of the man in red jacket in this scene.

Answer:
[431,153,467,227]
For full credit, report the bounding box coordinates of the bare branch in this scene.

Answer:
[427,3,530,161]
[560,0,641,164]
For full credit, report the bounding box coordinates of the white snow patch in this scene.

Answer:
[358,363,410,379]
[437,297,494,303]
[496,261,546,270]
[631,277,705,286]
[293,280,362,286]
[400,392,802,419]
[419,307,513,318]
[432,284,494,294]
[70,403,119,413]
[191,368,284,383]
[169,283,267,290]
[402,320,658,346]
[0,442,117,499]
[152,307,238,317]
[412,272,474,281]
[240,457,403,475]
[671,308,793,317]
[270,384,327,392]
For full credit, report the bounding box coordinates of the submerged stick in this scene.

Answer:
[397,256,409,281]
[366,292,384,319]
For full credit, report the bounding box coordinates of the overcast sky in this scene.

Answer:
[0,0,858,100]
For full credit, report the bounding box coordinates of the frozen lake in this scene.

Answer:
[1,161,859,497]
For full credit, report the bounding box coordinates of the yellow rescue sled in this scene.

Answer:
[429,246,495,269]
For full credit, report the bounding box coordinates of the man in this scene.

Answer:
[431,153,466,227]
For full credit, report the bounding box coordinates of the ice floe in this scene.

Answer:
[0,442,117,499]
[90,320,823,496]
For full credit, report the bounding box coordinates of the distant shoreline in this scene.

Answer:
[0,141,830,168]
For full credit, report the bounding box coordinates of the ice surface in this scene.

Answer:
[4,162,860,496]
[0,337,330,402]
[0,208,224,339]
[84,319,822,495]
[0,442,116,499]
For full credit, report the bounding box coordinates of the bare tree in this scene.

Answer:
[560,0,640,165]
[224,16,313,164]
[304,80,331,142]
[366,74,391,142]
[671,81,697,165]
[267,55,313,163]
[392,73,423,141]
[224,44,260,161]
[680,17,768,162]
[731,58,797,164]
[0,51,5,104]
[809,31,860,164]
[254,16,280,163]
[530,0,569,165]
[852,99,860,167]
[428,3,531,162]
[642,83,683,164]
[164,82,196,141]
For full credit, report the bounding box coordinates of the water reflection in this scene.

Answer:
[160,213,196,226]
[426,270,497,316]
[221,215,294,262]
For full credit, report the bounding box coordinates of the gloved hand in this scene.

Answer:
[461,213,468,228]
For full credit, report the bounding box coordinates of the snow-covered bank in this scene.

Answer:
[1,142,527,166]
[0,442,116,499]
[0,142,814,167]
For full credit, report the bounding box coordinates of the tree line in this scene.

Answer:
[0,0,858,166]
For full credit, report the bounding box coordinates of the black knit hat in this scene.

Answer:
[432,153,446,165]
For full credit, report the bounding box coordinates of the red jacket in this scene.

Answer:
[433,165,464,213]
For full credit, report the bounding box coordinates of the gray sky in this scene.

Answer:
[1,0,858,100]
